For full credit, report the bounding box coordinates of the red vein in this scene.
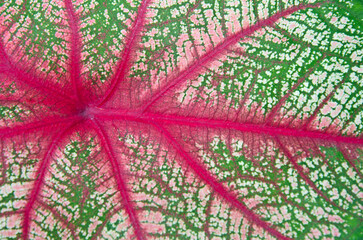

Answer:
[313,145,363,205]
[153,123,291,240]
[234,69,258,121]
[0,210,24,218]
[0,141,6,186]
[91,118,145,240]
[338,146,363,179]
[91,108,363,145]
[92,206,123,240]
[64,0,83,104]
[0,40,10,71]
[302,69,349,129]
[97,0,152,107]
[0,41,75,103]
[139,3,323,112]
[274,137,353,214]
[0,115,81,139]
[37,200,77,239]
[265,64,318,124]
[22,121,78,240]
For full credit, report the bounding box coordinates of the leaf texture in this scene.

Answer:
[0,0,362,239]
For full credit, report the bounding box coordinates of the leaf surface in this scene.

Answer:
[0,0,362,239]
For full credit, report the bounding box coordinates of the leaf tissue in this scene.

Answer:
[0,0,362,239]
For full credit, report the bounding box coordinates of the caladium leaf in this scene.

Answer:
[0,0,362,239]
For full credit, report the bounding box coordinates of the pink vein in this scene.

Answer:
[139,3,322,113]
[265,66,316,124]
[234,69,258,121]
[0,41,75,103]
[91,119,145,240]
[22,121,78,240]
[338,146,363,179]
[0,115,81,138]
[153,123,291,240]
[275,137,351,214]
[97,0,152,107]
[37,200,77,239]
[91,108,363,145]
[302,71,348,129]
[0,141,6,186]
[64,0,83,103]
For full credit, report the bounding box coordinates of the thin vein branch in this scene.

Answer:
[0,41,76,104]
[91,118,145,240]
[139,2,323,113]
[274,136,358,217]
[96,0,153,107]
[153,122,291,240]
[22,121,79,240]
[0,115,81,139]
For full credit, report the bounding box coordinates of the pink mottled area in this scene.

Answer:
[127,1,230,107]
[101,210,135,239]
[139,212,166,234]
[0,3,74,92]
